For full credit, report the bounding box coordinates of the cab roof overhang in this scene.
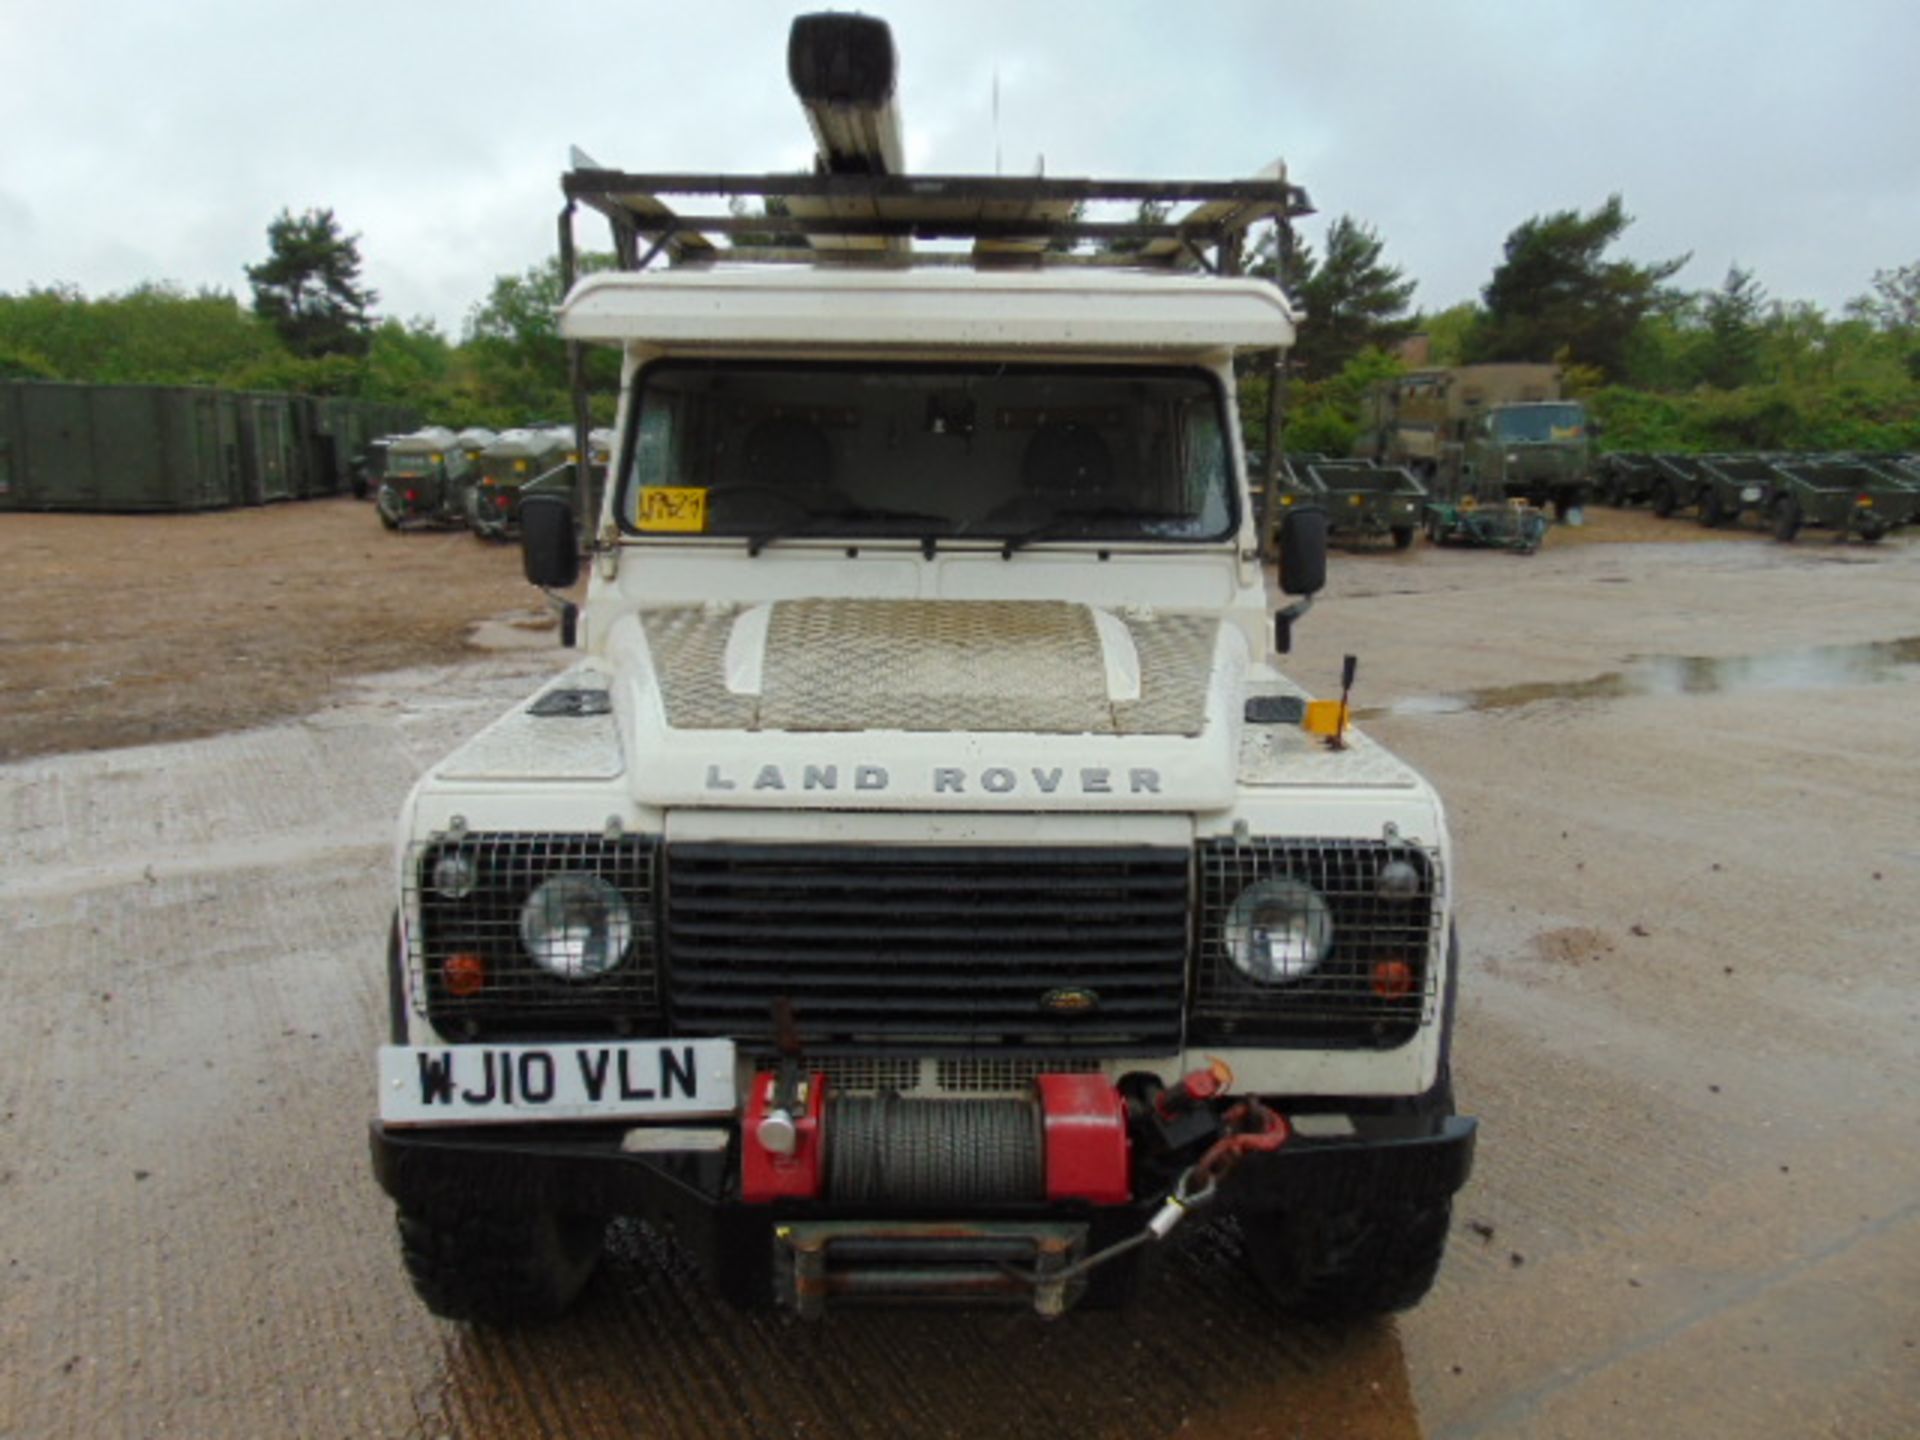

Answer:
[558,266,1296,354]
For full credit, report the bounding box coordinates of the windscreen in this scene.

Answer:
[1492,404,1586,443]
[617,361,1236,545]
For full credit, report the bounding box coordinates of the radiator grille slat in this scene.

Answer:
[665,844,1188,1055]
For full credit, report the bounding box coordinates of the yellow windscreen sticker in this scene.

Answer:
[637,486,709,533]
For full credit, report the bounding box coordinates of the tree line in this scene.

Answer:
[3,201,1917,454]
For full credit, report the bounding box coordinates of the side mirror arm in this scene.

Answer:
[539,591,579,648]
[1273,595,1314,656]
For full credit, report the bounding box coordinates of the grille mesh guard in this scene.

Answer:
[665,843,1189,1055]
[405,832,660,1036]
[1194,837,1443,1047]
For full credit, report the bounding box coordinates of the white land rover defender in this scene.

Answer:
[370,14,1473,1325]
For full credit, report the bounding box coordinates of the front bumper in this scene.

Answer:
[369,1104,1476,1304]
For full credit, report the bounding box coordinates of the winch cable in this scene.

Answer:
[1000,1097,1292,1290]
[827,1093,1044,1205]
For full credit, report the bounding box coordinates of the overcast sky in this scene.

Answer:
[3,1,1915,337]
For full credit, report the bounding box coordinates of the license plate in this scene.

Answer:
[378,1038,736,1127]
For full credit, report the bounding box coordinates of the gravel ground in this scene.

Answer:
[1,504,1914,1438]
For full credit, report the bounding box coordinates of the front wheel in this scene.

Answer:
[397,1203,604,1326]
[1240,1198,1454,1321]
[1699,488,1726,527]
[1650,481,1676,518]
[1390,524,1415,550]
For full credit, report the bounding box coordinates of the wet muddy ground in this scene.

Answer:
[1,510,1915,1437]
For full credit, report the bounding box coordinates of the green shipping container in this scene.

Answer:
[235,392,296,504]
[0,381,239,511]
[0,384,22,508]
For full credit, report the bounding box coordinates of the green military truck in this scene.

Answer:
[1368,364,1594,521]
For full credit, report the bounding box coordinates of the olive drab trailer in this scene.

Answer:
[1368,364,1594,521]
[1765,457,1916,542]
[376,426,494,530]
[467,426,573,540]
[1283,455,1426,548]
[375,426,459,529]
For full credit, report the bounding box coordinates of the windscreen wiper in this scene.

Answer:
[991,507,1195,558]
[746,506,952,557]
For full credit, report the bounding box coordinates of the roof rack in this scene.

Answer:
[557,165,1314,284]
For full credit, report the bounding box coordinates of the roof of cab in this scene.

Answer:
[558,264,1296,353]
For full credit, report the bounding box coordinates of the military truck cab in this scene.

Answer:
[1373,363,1593,521]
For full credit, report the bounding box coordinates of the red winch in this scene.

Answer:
[740,1069,1133,1206]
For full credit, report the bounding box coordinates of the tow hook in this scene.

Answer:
[1006,1096,1292,1298]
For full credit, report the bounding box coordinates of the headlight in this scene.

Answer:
[1224,878,1334,984]
[520,873,634,981]
[431,851,477,899]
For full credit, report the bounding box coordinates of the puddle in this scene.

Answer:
[1363,636,1920,718]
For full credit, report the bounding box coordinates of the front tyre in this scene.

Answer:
[1390,524,1416,550]
[397,1203,604,1326]
[1240,1197,1454,1322]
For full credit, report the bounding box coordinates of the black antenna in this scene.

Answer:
[1333,654,1358,751]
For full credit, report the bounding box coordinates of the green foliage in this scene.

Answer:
[1241,347,1405,459]
[0,282,282,383]
[1254,217,1414,381]
[1590,380,1920,453]
[1466,195,1686,380]
[1693,266,1766,389]
[461,253,619,426]
[0,342,60,380]
[1415,303,1478,367]
[1585,386,1691,452]
[224,351,369,396]
[1850,260,1920,331]
[246,208,377,358]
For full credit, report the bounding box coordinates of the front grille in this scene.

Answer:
[407,832,660,1036]
[1194,838,1441,1048]
[935,1056,1101,1091]
[665,844,1189,1055]
[769,1056,1106,1096]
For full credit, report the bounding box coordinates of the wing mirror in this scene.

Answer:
[1277,505,1327,597]
[1273,505,1327,655]
[520,493,581,646]
[520,493,580,589]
